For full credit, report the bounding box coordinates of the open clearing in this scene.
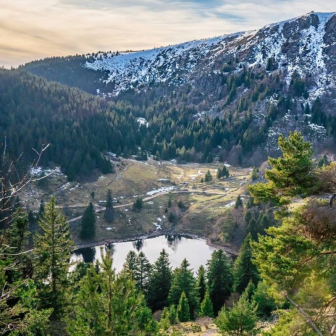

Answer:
[21,158,252,248]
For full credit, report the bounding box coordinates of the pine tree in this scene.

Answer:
[104,189,114,223]
[133,252,151,296]
[200,290,214,318]
[177,292,190,322]
[233,234,259,293]
[216,290,258,336]
[248,131,315,205]
[67,248,157,335]
[207,250,233,315]
[197,265,207,302]
[234,195,243,208]
[80,202,96,240]
[168,259,200,319]
[148,249,172,311]
[33,197,73,318]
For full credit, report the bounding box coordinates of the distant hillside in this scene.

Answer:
[0,70,143,180]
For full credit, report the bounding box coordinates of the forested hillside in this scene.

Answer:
[23,12,336,163]
[0,69,143,180]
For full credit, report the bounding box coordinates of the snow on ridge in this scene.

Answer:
[84,32,245,96]
[84,12,336,98]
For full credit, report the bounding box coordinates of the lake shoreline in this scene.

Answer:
[74,229,238,256]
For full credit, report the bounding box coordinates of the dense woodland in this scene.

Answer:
[2,66,335,182]
[0,133,335,335]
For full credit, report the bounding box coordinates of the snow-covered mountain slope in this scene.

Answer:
[84,12,336,99]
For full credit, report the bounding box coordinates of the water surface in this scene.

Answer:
[71,235,218,272]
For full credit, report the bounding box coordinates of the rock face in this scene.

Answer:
[84,12,336,100]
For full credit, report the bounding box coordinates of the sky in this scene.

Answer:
[0,0,335,68]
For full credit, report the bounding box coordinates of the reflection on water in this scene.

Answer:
[71,235,217,273]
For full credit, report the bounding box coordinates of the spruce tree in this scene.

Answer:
[169,305,178,325]
[177,292,190,322]
[133,252,151,296]
[38,199,45,219]
[197,265,207,302]
[234,195,243,208]
[104,189,114,223]
[132,198,143,212]
[247,218,258,241]
[200,290,214,317]
[207,250,233,315]
[123,250,138,278]
[148,249,172,311]
[80,202,96,240]
[222,166,230,178]
[33,197,73,318]
[204,170,213,182]
[168,259,200,319]
[233,234,259,293]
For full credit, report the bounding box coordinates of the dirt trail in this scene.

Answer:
[68,189,230,223]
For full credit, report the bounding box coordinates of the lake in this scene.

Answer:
[71,235,218,272]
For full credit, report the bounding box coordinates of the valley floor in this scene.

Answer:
[21,158,252,252]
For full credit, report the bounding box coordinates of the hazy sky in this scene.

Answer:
[0,0,334,67]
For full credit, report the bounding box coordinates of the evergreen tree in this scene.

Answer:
[168,259,200,319]
[132,197,143,212]
[216,290,258,336]
[197,265,207,302]
[317,154,329,167]
[133,252,151,296]
[38,199,45,219]
[247,218,258,241]
[67,248,157,335]
[33,197,73,318]
[248,131,315,205]
[169,305,178,325]
[123,250,138,278]
[148,249,172,311]
[251,167,259,181]
[217,168,222,179]
[200,290,214,317]
[177,292,190,322]
[6,208,31,282]
[233,234,259,293]
[234,195,243,209]
[204,170,213,182]
[80,202,96,240]
[207,250,233,315]
[222,166,230,178]
[104,189,114,223]
[252,281,276,317]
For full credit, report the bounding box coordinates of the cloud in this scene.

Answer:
[0,0,334,67]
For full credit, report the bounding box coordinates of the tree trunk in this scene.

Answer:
[285,294,324,336]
